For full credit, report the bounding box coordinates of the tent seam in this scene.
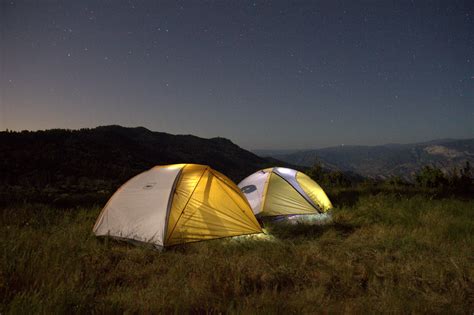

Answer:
[272,171,321,213]
[295,172,329,212]
[260,169,272,214]
[165,167,208,244]
[160,165,185,246]
[211,170,262,232]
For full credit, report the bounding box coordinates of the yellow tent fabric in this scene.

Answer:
[262,172,317,216]
[166,165,262,246]
[296,172,333,212]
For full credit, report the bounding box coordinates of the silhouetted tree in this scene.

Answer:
[306,162,351,188]
[386,176,408,188]
[455,161,472,192]
[415,166,447,188]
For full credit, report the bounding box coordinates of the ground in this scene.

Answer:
[1,193,473,313]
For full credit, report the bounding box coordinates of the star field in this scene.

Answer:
[1,0,473,149]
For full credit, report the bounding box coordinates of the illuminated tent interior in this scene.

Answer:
[238,167,333,217]
[93,164,262,248]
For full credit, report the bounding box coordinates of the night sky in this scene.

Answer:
[1,1,473,149]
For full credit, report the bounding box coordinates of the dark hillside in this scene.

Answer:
[0,126,278,205]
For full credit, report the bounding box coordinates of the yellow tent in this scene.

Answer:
[238,167,333,217]
[93,164,262,248]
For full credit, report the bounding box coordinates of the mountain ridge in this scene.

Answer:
[257,138,474,179]
[0,125,282,187]
[253,137,474,155]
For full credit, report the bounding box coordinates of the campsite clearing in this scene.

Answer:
[1,193,473,313]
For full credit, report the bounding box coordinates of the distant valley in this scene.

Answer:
[254,139,474,179]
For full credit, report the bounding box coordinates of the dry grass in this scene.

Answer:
[1,194,473,313]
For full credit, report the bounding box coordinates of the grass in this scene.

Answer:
[1,193,473,313]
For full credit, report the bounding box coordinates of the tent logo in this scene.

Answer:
[241,185,257,194]
[143,182,157,190]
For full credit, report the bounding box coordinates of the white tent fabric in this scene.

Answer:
[238,170,270,215]
[93,166,181,246]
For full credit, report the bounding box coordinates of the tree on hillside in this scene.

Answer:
[456,161,472,192]
[415,166,447,188]
[306,162,351,188]
[306,162,324,182]
[460,161,471,179]
[386,176,408,188]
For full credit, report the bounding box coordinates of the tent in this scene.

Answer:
[238,167,333,217]
[93,164,262,248]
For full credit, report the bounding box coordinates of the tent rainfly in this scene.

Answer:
[93,164,262,248]
[238,167,333,217]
